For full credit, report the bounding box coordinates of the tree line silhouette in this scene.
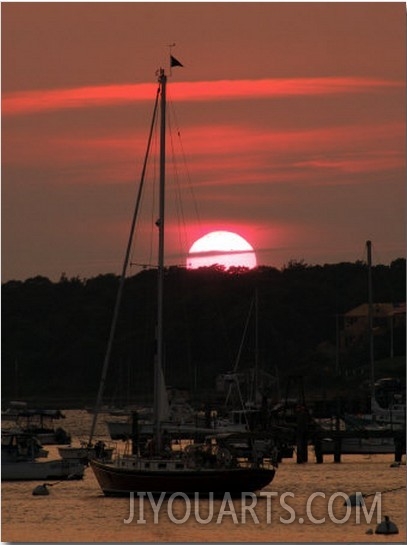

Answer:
[2,259,405,408]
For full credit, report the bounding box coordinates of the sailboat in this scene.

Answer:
[90,65,276,496]
[215,290,279,433]
[321,241,405,455]
[357,241,405,430]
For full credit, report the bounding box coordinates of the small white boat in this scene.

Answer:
[2,458,85,481]
[58,441,114,463]
[1,431,84,481]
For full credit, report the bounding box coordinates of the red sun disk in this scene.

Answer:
[187,231,257,270]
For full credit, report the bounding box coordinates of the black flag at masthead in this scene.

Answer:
[170,55,183,68]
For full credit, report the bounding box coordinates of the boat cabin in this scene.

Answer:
[1,431,47,462]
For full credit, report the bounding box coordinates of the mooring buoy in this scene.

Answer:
[344,492,365,506]
[375,515,399,535]
[32,484,50,496]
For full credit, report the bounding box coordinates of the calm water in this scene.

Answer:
[2,410,406,543]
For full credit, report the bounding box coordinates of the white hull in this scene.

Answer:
[2,459,85,481]
[5,427,71,445]
[58,445,114,462]
[368,398,405,429]
[321,437,395,455]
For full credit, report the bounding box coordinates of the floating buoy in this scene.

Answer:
[344,492,365,506]
[375,515,399,535]
[32,484,50,496]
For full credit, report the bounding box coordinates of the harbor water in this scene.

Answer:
[2,410,406,542]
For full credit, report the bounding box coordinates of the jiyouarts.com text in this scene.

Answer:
[123,491,381,525]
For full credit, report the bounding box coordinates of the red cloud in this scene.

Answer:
[2,77,402,116]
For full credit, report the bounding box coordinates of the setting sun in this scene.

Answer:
[186,231,257,270]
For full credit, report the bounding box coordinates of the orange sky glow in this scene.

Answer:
[2,2,405,281]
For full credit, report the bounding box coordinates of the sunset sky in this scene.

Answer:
[2,2,406,281]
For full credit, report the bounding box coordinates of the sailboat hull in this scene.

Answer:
[90,459,275,497]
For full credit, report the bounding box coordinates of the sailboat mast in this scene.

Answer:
[366,240,375,405]
[154,69,167,451]
[254,288,259,404]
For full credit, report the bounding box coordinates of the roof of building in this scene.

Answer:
[344,302,406,318]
